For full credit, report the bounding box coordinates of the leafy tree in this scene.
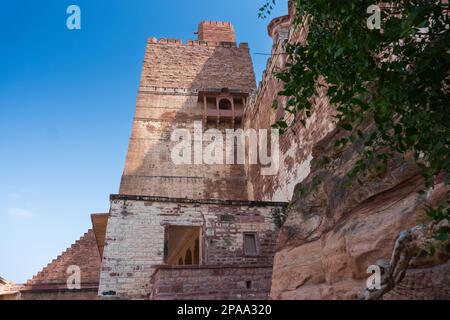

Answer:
[259,0,277,18]
[260,1,449,248]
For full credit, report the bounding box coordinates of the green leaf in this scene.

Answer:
[433,233,449,242]
[341,123,353,131]
[429,244,436,256]
[269,0,449,192]
[357,130,364,138]
[334,47,344,59]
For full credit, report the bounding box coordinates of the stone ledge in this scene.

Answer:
[20,283,99,293]
[137,86,251,96]
[110,194,288,207]
[152,264,273,270]
[267,15,291,38]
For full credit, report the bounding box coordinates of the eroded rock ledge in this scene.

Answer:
[270,124,449,300]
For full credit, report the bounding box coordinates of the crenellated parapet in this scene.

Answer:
[147,36,249,49]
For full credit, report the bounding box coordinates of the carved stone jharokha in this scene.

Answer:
[199,88,247,127]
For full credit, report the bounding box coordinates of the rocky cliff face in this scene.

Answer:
[270,124,449,299]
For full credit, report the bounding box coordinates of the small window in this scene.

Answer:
[219,98,232,110]
[243,233,258,256]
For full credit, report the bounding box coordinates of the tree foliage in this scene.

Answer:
[277,0,449,185]
[259,0,277,18]
[260,0,449,248]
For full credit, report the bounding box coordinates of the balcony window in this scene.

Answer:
[199,88,248,127]
[219,98,232,110]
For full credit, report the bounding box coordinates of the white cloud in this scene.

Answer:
[6,193,21,199]
[8,207,34,219]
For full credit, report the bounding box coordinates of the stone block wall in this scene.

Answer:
[243,14,336,202]
[198,21,236,43]
[119,90,249,200]
[98,195,286,299]
[20,288,99,300]
[119,32,257,200]
[149,265,273,300]
[140,38,255,90]
[21,229,101,300]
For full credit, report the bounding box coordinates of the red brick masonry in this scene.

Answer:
[149,264,273,300]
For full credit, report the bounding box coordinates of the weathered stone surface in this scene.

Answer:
[243,12,335,202]
[99,196,286,299]
[198,21,236,43]
[0,277,20,300]
[270,122,449,299]
[119,22,256,200]
[21,229,101,300]
[98,21,286,300]
[26,4,449,301]
[149,265,272,300]
[384,260,450,299]
[237,4,450,300]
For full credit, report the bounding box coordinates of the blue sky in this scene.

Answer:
[0,1,287,283]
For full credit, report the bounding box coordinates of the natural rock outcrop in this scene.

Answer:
[363,219,450,300]
[270,123,449,299]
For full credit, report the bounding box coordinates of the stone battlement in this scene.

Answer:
[199,20,233,27]
[146,20,239,47]
[198,21,235,42]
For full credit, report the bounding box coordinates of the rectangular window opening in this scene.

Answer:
[164,226,202,266]
[243,233,258,256]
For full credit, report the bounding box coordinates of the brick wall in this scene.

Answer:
[140,39,255,90]
[20,288,99,300]
[149,265,272,300]
[198,21,236,43]
[98,195,286,299]
[22,229,101,300]
[119,91,250,200]
[26,229,100,287]
[243,14,336,202]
